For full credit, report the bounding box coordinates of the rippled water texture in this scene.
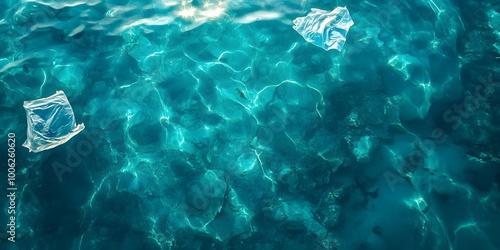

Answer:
[1,0,500,249]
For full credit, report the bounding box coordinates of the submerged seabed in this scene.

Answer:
[0,0,500,249]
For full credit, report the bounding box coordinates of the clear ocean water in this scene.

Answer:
[0,0,500,249]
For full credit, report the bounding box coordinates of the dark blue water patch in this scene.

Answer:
[129,122,163,146]
[292,44,333,74]
[158,73,198,102]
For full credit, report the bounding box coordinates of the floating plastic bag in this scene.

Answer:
[23,90,85,153]
[293,6,354,51]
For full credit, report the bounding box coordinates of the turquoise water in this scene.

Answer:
[1,0,500,249]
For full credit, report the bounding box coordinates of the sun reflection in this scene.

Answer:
[175,0,226,20]
[200,6,224,18]
[177,7,197,18]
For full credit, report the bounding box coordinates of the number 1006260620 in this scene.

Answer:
[7,133,16,187]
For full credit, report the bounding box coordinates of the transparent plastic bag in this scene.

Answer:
[293,7,354,51]
[22,90,85,153]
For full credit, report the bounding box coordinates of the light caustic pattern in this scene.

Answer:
[0,0,499,249]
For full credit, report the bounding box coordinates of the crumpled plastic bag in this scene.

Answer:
[23,90,85,153]
[293,6,354,51]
